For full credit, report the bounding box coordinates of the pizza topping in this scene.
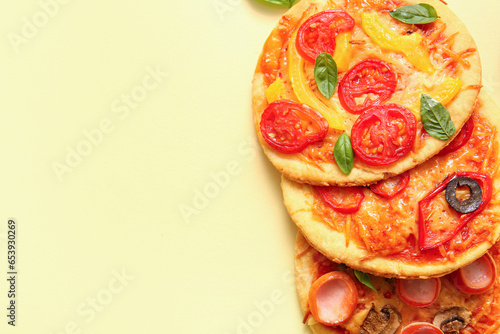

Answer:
[265,77,286,103]
[351,104,416,166]
[420,94,456,141]
[333,132,354,175]
[361,12,434,74]
[389,4,439,24]
[260,100,329,153]
[370,171,410,198]
[315,185,364,214]
[308,271,358,326]
[360,304,402,334]
[354,270,377,291]
[261,0,298,8]
[289,33,345,130]
[401,322,444,334]
[445,176,482,214]
[314,51,338,99]
[439,117,473,156]
[396,277,441,308]
[451,253,496,295]
[418,172,493,251]
[432,307,471,334]
[296,10,355,63]
[427,77,463,107]
[338,59,397,114]
[333,31,353,72]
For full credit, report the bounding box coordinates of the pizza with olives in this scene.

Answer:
[294,232,500,334]
[282,92,500,278]
[252,0,481,186]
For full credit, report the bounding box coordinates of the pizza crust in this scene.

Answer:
[252,0,482,186]
[283,92,500,278]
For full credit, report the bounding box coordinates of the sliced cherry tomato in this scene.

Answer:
[439,117,474,155]
[396,277,441,308]
[308,271,358,326]
[296,10,355,63]
[338,59,397,114]
[418,172,492,251]
[401,323,444,334]
[351,104,416,166]
[315,186,364,214]
[451,253,496,294]
[260,100,329,154]
[370,171,410,198]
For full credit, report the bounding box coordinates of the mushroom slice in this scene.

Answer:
[361,304,402,334]
[432,307,472,334]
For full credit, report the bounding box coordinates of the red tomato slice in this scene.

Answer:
[451,253,496,294]
[338,59,397,114]
[296,10,355,63]
[418,172,492,251]
[439,117,474,155]
[351,104,416,166]
[396,277,441,308]
[308,271,358,326]
[370,171,410,198]
[260,100,329,154]
[315,186,364,214]
[401,323,444,334]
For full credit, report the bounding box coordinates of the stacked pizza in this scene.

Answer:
[252,0,500,333]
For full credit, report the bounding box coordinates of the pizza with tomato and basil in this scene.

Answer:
[252,0,481,186]
[295,232,500,334]
[282,92,500,278]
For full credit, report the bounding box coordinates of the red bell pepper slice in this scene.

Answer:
[418,172,492,251]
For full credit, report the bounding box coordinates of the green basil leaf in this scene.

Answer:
[420,94,455,140]
[314,51,338,100]
[389,4,439,24]
[354,270,377,292]
[261,0,299,8]
[334,132,354,175]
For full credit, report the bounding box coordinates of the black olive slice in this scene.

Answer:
[445,176,482,214]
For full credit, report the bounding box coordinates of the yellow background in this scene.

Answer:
[0,0,499,333]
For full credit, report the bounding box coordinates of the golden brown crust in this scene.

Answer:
[252,0,482,186]
[284,92,500,278]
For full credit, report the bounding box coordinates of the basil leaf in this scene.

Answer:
[334,132,354,175]
[420,94,455,140]
[262,0,299,8]
[354,270,377,292]
[389,4,439,24]
[314,51,338,100]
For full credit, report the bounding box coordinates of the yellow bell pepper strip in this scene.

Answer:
[408,77,462,112]
[333,31,352,72]
[265,77,286,104]
[361,12,434,74]
[428,77,462,106]
[288,33,345,130]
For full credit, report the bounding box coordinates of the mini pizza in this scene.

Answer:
[252,0,482,186]
[282,92,500,278]
[295,232,500,334]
